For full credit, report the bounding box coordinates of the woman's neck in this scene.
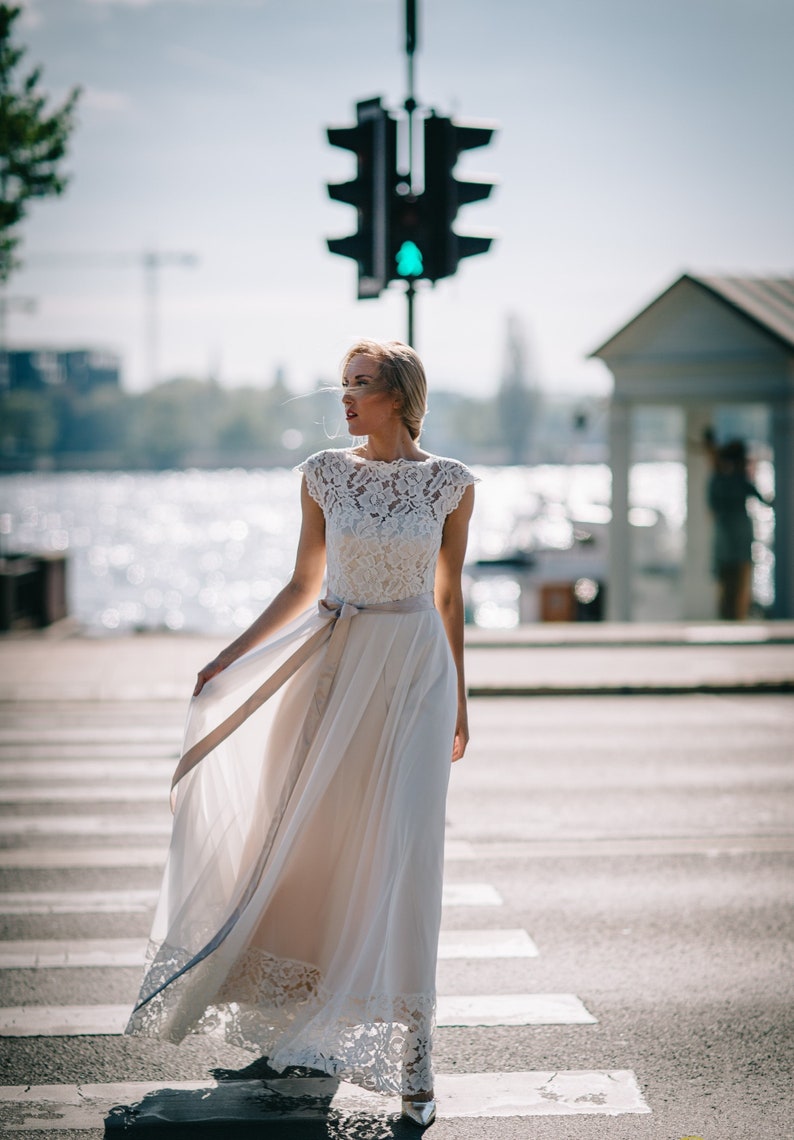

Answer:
[358,429,426,463]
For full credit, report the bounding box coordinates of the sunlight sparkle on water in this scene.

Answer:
[0,460,772,632]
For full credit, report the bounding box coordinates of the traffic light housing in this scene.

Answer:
[326,102,497,294]
[422,114,496,282]
[326,97,396,299]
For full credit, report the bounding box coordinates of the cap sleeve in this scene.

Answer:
[295,451,325,509]
[439,458,479,516]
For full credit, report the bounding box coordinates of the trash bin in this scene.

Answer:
[0,553,68,630]
[37,553,68,626]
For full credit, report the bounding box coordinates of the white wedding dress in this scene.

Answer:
[125,448,477,1096]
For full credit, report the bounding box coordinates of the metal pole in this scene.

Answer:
[407,280,415,347]
[405,0,417,191]
[143,252,159,388]
[405,0,418,348]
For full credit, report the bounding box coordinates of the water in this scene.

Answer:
[0,462,773,633]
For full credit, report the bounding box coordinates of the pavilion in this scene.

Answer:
[591,273,794,620]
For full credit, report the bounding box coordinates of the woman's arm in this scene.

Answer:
[193,478,326,695]
[434,483,475,762]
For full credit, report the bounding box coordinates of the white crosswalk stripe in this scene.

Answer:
[0,728,179,745]
[0,929,539,968]
[0,939,148,969]
[438,992,597,1025]
[0,993,596,1035]
[0,784,168,801]
[0,759,173,779]
[0,840,478,868]
[0,1072,651,1127]
[0,846,168,868]
[442,882,503,906]
[0,889,159,914]
[0,882,501,914]
[439,927,539,958]
[0,815,173,836]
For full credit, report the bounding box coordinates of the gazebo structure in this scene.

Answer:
[591,273,794,620]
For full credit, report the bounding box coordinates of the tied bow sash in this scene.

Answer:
[131,592,436,1017]
[170,592,437,802]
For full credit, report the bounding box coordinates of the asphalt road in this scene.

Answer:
[0,680,792,1138]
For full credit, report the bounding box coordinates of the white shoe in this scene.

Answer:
[401,1098,436,1126]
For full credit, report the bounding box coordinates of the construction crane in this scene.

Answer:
[140,251,198,388]
[23,249,199,387]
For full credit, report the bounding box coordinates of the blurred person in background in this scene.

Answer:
[704,429,772,620]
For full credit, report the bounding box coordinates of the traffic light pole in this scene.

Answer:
[404,0,417,347]
[406,279,415,347]
[325,0,496,344]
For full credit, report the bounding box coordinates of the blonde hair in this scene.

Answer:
[341,339,428,441]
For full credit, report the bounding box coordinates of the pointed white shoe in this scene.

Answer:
[401,1098,436,1126]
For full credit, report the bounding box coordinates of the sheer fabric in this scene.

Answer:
[125,448,477,1095]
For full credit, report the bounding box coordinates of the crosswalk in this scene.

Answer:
[0,702,651,1130]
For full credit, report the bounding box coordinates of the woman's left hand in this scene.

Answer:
[451,709,469,762]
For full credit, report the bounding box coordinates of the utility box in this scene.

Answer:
[539,579,606,622]
[540,582,576,622]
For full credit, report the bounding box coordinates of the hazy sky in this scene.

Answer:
[8,0,794,395]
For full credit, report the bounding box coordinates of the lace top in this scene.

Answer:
[299,448,477,606]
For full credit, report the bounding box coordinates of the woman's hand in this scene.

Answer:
[452,705,469,762]
[193,656,229,697]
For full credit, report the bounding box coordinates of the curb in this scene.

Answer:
[467,681,794,697]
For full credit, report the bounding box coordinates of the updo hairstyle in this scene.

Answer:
[341,339,428,441]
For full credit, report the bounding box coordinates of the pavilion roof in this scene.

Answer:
[592,273,794,356]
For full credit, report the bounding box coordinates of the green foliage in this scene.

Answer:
[53,383,128,455]
[0,387,56,454]
[0,4,80,282]
[126,378,228,468]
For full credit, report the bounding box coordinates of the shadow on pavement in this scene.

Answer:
[104,1056,418,1138]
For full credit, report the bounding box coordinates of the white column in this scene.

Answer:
[608,397,631,621]
[682,404,715,620]
[771,396,794,618]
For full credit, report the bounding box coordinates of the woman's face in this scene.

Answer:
[341,354,401,436]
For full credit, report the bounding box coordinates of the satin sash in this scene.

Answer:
[170,592,436,799]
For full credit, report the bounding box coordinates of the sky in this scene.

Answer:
[6,0,794,397]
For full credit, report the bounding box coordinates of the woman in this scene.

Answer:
[126,339,477,1127]
[706,436,769,620]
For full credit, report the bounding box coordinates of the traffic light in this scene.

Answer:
[326,97,397,299]
[390,189,426,282]
[326,102,497,296]
[422,114,497,282]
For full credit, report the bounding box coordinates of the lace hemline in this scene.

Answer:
[127,942,435,1096]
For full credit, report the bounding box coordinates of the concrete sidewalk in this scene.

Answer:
[1,621,792,700]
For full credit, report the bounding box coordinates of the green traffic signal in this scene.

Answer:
[396,240,423,277]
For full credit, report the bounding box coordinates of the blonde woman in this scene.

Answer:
[126,339,476,1127]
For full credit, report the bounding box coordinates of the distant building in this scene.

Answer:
[0,349,121,393]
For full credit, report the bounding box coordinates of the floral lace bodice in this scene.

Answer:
[299,448,477,606]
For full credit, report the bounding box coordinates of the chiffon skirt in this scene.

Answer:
[125,603,457,1096]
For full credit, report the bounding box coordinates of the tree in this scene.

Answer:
[0,4,80,282]
[0,387,56,455]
